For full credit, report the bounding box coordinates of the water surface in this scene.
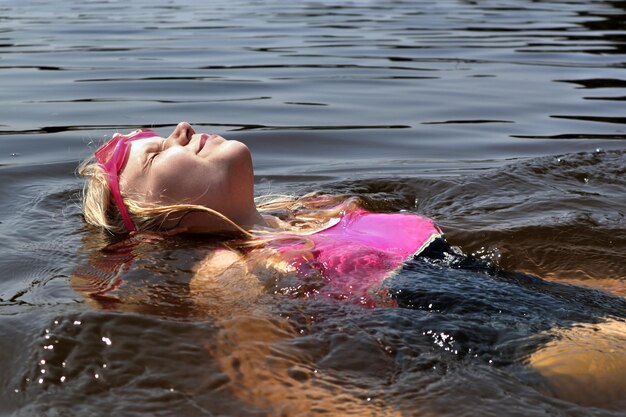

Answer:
[0,0,625,415]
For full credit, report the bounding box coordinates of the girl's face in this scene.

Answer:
[119,122,258,231]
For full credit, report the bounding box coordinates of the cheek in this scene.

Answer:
[149,154,211,202]
[146,141,254,206]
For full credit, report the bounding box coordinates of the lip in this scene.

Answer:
[198,134,209,153]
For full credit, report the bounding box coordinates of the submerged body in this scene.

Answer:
[75,205,443,307]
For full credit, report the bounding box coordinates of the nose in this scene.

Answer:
[164,121,195,148]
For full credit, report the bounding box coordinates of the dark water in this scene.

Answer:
[1,0,625,415]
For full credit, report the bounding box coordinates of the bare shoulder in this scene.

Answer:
[194,246,243,274]
[189,247,263,310]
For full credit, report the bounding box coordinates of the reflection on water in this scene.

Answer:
[0,0,625,415]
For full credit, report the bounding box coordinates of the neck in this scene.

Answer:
[168,204,266,235]
[238,208,269,229]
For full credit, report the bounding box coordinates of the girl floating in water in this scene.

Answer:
[75,121,455,413]
[76,122,626,412]
[78,121,445,306]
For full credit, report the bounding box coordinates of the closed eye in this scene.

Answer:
[143,139,166,170]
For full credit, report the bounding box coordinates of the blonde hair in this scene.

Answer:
[78,158,356,240]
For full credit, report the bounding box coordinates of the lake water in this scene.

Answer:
[0,0,625,415]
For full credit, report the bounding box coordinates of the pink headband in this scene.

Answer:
[94,129,160,232]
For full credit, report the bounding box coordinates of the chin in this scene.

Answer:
[226,139,251,154]
[225,140,254,171]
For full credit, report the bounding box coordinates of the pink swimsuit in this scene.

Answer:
[266,209,442,306]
